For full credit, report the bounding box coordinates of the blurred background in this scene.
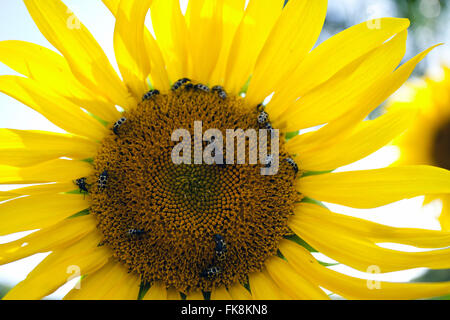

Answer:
[0,0,449,299]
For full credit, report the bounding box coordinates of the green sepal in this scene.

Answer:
[202,291,211,300]
[284,234,317,253]
[88,112,109,127]
[137,281,151,300]
[239,76,252,95]
[276,249,287,261]
[318,261,339,267]
[301,169,334,177]
[65,189,83,195]
[67,208,90,219]
[300,197,328,209]
[82,158,94,164]
[285,130,299,141]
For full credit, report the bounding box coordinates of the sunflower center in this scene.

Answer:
[432,118,450,170]
[89,82,299,293]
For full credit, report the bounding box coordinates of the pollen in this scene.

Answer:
[89,81,301,293]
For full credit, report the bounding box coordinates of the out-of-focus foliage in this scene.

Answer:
[323,0,449,75]
[0,284,10,299]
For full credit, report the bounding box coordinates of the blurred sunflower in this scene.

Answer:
[390,66,450,231]
[1,0,450,300]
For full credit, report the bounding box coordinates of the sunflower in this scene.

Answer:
[1,0,450,300]
[390,66,450,231]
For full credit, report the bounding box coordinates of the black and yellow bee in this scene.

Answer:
[142,89,160,101]
[284,158,299,175]
[200,266,221,280]
[98,170,108,189]
[212,86,227,99]
[113,117,127,135]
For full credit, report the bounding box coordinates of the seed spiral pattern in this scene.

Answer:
[89,84,300,293]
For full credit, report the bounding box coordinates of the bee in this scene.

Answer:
[183,82,194,90]
[256,103,265,112]
[98,170,108,189]
[213,234,228,262]
[284,158,299,175]
[127,229,146,237]
[212,86,227,99]
[171,78,191,91]
[200,266,221,280]
[113,117,127,135]
[74,177,89,194]
[194,83,210,92]
[142,89,160,101]
[257,111,269,125]
[263,154,274,168]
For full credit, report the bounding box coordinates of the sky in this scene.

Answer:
[0,0,447,299]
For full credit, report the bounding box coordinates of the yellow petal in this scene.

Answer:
[0,194,90,236]
[209,0,246,86]
[0,129,98,167]
[142,33,171,92]
[151,0,190,82]
[64,260,123,300]
[295,202,450,249]
[224,0,284,94]
[23,0,135,108]
[0,159,93,184]
[103,0,170,92]
[210,286,232,300]
[290,203,450,273]
[280,240,450,300]
[4,232,109,300]
[167,288,182,300]
[287,44,439,153]
[265,256,329,300]
[0,40,120,122]
[440,195,450,232]
[297,165,450,209]
[249,268,287,300]
[186,0,224,83]
[268,18,410,111]
[0,191,18,202]
[271,30,407,130]
[227,283,252,300]
[143,281,168,300]
[186,290,204,300]
[0,215,96,265]
[290,103,418,171]
[0,76,108,141]
[7,182,77,196]
[246,0,327,106]
[114,0,152,98]
[101,271,141,300]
